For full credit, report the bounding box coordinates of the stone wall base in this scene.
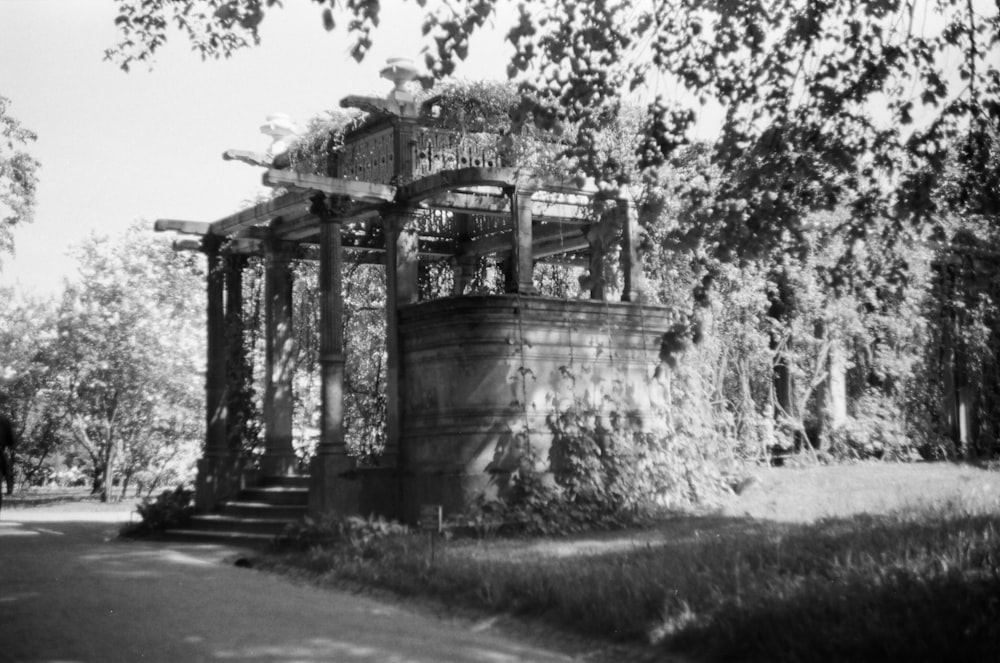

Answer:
[308,454,360,516]
[195,453,255,512]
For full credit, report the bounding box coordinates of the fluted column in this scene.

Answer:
[505,188,537,294]
[310,212,359,513]
[451,214,476,296]
[205,240,227,454]
[384,209,419,471]
[224,254,248,450]
[195,238,243,510]
[262,239,297,475]
[618,192,643,303]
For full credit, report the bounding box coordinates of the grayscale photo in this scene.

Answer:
[1,1,999,661]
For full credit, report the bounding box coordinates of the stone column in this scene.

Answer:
[618,193,643,302]
[224,254,247,450]
[505,188,537,294]
[310,215,359,513]
[205,243,227,453]
[585,214,613,301]
[195,239,239,510]
[384,209,419,471]
[262,239,297,476]
[452,214,476,296]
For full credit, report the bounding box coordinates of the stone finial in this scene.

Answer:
[381,57,419,104]
[260,113,299,157]
[340,58,421,118]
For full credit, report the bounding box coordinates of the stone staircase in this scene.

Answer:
[167,475,310,546]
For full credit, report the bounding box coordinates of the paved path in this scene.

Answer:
[0,504,577,663]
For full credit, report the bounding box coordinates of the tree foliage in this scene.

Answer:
[51,224,205,499]
[0,95,40,262]
[0,290,61,488]
[108,1,999,260]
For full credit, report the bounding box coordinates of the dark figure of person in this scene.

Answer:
[0,413,14,513]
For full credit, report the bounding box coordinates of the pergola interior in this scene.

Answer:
[161,172,607,271]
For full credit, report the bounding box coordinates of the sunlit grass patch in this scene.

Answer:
[259,466,1000,661]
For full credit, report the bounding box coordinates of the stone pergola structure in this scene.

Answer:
[157,62,674,522]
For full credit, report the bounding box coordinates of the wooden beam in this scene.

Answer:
[224,238,263,254]
[211,190,312,237]
[263,170,396,203]
[470,224,585,256]
[538,254,588,267]
[155,219,213,235]
[534,233,590,258]
[421,188,593,224]
[272,215,320,242]
[272,205,385,242]
[424,191,509,215]
[397,167,519,204]
[526,176,599,196]
[222,149,271,167]
[172,239,204,252]
[531,198,592,223]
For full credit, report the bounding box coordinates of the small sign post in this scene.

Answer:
[419,504,443,566]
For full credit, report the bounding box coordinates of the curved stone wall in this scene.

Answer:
[396,295,677,521]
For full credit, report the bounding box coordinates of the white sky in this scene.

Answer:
[0,0,513,296]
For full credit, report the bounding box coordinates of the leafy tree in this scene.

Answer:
[50,223,205,500]
[0,95,40,262]
[0,289,62,489]
[107,1,1000,270]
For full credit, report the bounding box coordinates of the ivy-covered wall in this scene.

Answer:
[394,295,676,521]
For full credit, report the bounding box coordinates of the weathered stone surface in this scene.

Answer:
[394,295,677,521]
[195,453,258,512]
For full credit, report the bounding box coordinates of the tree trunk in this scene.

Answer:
[100,442,115,503]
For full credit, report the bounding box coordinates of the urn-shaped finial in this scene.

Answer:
[260,113,298,157]
[381,58,419,98]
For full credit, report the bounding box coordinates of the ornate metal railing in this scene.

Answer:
[335,125,396,184]
[334,124,507,185]
[409,128,505,180]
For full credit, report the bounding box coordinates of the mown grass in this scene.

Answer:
[260,470,1000,662]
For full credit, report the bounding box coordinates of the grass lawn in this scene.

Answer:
[259,461,1000,662]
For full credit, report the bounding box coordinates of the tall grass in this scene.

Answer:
[263,498,1000,662]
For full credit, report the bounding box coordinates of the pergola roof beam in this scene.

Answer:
[154,219,213,235]
[263,169,396,203]
[470,224,586,256]
[534,234,590,259]
[423,191,592,223]
[172,238,204,252]
[211,190,312,237]
[397,167,519,204]
[423,191,509,215]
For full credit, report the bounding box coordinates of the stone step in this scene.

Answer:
[218,501,308,520]
[238,485,310,506]
[165,475,311,546]
[162,528,277,548]
[187,513,297,536]
[259,475,311,489]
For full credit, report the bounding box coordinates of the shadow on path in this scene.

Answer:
[0,513,577,663]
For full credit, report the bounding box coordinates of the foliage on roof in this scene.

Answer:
[285,110,360,176]
[284,79,641,187]
[417,80,522,135]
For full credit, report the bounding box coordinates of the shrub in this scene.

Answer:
[829,392,917,461]
[122,485,193,536]
[451,387,740,538]
[274,513,409,559]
